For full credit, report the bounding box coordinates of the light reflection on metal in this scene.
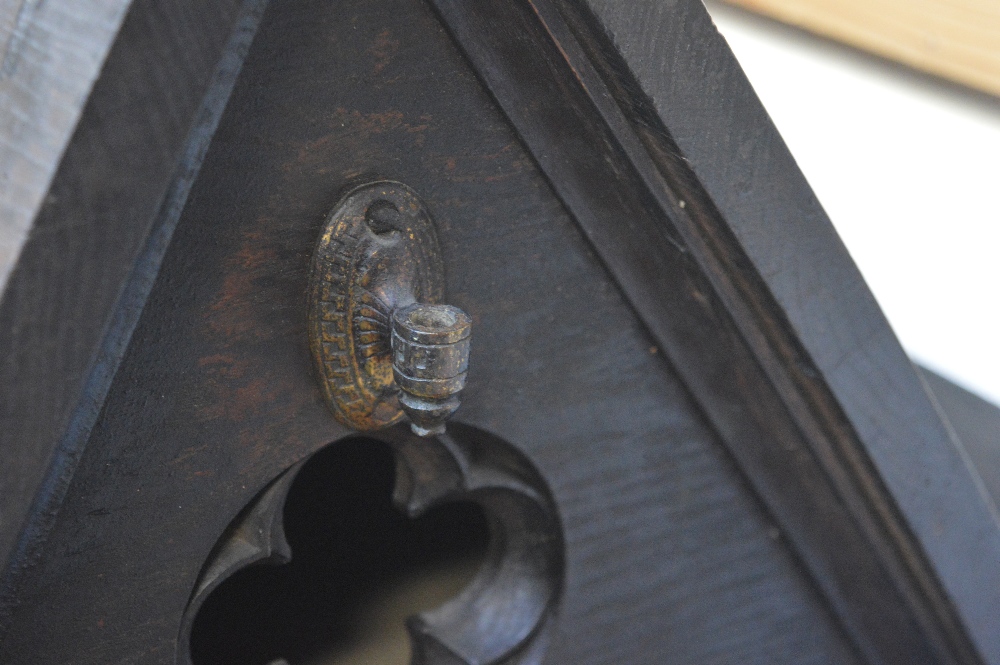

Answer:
[307,180,471,435]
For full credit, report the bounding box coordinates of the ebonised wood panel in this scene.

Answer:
[0,0,263,598]
[0,0,863,662]
[577,4,1000,659]
[4,0,998,663]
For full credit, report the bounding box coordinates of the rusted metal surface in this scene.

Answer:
[307,181,444,431]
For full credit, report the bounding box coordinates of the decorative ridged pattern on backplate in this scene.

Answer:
[307,181,444,431]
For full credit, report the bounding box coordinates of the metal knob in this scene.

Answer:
[391,303,472,436]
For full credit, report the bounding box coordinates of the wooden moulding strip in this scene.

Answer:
[721,0,1000,97]
[428,0,995,661]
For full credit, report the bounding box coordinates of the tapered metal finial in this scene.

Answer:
[391,303,471,436]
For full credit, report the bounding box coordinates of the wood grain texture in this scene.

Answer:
[577,1,1000,662]
[0,0,261,597]
[0,0,133,294]
[427,0,992,662]
[580,1,1000,662]
[0,0,863,661]
[719,0,1000,97]
[3,0,996,662]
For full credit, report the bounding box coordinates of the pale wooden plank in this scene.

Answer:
[0,0,133,296]
[720,0,1000,96]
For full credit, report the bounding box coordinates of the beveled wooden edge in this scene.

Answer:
[571,2,1000,661]
[0,0,271,625]
[427,0,1000,662]
[0,0,133,296]
[920,366,1000,508]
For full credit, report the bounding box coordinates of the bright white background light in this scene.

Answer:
[704,1,1000,406]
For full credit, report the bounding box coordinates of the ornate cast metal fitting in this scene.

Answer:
[392,303,471,436]
[307,181,471,436]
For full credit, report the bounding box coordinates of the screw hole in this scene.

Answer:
[364,200,402,236]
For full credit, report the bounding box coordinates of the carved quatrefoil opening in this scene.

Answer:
[178,424,564,665]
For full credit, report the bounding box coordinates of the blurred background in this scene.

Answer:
[703,0,1000,407]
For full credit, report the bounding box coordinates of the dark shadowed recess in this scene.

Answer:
[190,439,489,665]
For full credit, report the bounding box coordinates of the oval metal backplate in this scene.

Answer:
[308,181,445,430]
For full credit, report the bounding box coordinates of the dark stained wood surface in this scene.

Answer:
[578,4,1000,660]
[0,0,263,593]
[428,1,991,662]
[0,0,867,662]
[1,0,998,663]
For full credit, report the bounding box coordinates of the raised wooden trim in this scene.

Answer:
[0,0,268,601]
[719,0,1000,97]
[0,0,133,295]
[578,2,1000,660]
[430,0,1000,662]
